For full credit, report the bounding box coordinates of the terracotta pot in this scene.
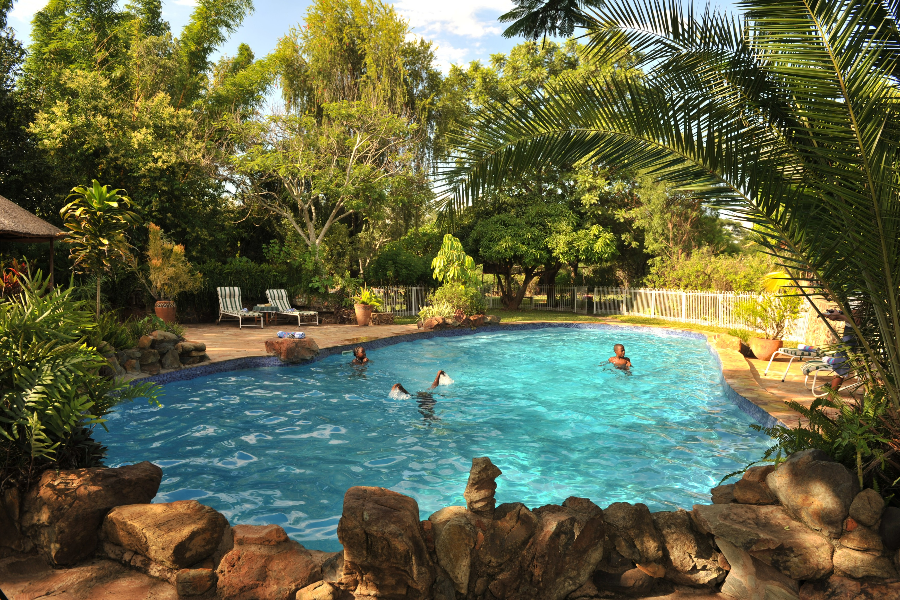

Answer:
[154,300,177,323]
[749,337,783,361]
[354,303,374,327]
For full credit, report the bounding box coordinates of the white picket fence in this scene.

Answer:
[484,286,810,342]
[369,286,427,317]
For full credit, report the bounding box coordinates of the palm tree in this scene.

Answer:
[447,0,900,408]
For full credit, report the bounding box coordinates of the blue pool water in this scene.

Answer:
[98,327,772,551]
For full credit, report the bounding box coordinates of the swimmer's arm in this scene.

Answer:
[429,370,445,389]
[625,358,632,367]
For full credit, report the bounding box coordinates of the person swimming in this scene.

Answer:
[607,343,632,369]
[351,346,369,365]
[390,371,451,422]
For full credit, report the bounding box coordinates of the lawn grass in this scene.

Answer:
[486,309,611,323]
[394,316,419,325]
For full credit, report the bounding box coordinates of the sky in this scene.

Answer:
[7,0,527,73]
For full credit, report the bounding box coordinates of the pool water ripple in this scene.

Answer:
[98,327,772,551]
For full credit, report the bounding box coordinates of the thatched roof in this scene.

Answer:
[0,195,65,242]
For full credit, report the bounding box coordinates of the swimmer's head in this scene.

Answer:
[613,343,625,357]
[353,346,366,359]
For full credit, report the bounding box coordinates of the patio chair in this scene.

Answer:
[802,358,865,397]
[217,287,264,329]
[764,344,821,382]
[266,289,319,326]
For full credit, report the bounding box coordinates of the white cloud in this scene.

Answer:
[431,40,471,73]
[9,0,47,24]
[393,0,514,39]
[171,0,199,6]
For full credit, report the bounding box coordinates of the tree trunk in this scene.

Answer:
[95,276,101,320]
[502,267,538,311]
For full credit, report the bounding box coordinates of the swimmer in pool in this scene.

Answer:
[390,370,449,396]
[391,371,450,422]
[351,346,369,365]
[607,344,632,369]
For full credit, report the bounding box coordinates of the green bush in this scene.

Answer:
[734,294,802,340]
[418,283,486,321]
[126,314,186,340]
[0,272,160,491]
[644,248,774,291]
[367,245,431,285]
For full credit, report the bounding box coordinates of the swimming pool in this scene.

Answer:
[98,326,773,551]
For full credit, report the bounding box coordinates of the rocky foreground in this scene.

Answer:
[1,451,899,599]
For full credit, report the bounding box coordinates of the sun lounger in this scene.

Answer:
[266,289,318,326]
[764,344,821,382]
[217,287,264,329]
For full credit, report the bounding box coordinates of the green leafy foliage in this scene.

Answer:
[418,282,487,321]
[126,314,185,340]
[0,272,160,491]
[734,294,802,340]
[431,234,478,286]
[366,245,431,286]
[352,286,383,310]
[147,223,203,301]
[644,248,774,292]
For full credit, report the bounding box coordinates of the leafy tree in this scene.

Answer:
[448,0,900,411]
[60,181,140,318]
[146,224,203,301]
[431,234,477,286]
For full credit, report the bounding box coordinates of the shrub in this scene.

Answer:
[0,272,160,491]
[418,300,456,320]
[734,294,802,340]
[418,283,486,321]
[367,245,431,285]
[126,314,186,340]
[147,224,203,300]
[644,247,774,291]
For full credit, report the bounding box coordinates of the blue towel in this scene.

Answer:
[798,344,816,351]
[277,331,305,339]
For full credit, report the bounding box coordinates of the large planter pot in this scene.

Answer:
[749,337,783,361]
[154,300,177,323]
[354,303,374,327]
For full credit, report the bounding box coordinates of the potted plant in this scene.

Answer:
[352,286,383,327]
[146,224,203,323]
[734,293,802,360]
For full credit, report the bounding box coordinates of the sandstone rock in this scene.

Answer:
[800,575,900,600]
[151,330,180,342]
[175,567,215,596]
[139,348,160,364]
[124,359,140,373]
[188,350,207,357]
[0,488,32,554]
[217,524,321,600]
[484,315,501,325]
[714,334,743,352]
[734,465,777,505]
[593,567,657,595]
[766,449,859,538]
[692,503,833,580]
[337,486,434,600]
[880,506,900,552]
[142,361,161,375]
[101,500,228,570]
[160,348,181,370]
[428,507,477,594]
[839,525,883,553]
[138,335,153,349]
[296,580,353,600]
[603,502,664,565]
[849,489,884,528]
[125,348,143,359]
[265,338,321,364]
[155,342,175,355]
[651,509,725,586]
[175,342,193,353]
[478,502,538,568]
[717,538,800,600]
[21,462,162,566]
[711,484,736,504]
[464,457,502,515]
[182,356,200,366]
[832,547,898,579]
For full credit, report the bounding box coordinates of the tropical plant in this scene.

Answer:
[734,294,803,340]
[418,300,457,321]
[352,286,384,310]
[431,234,478,286]
[431,282,487,317]
[446,0,900,410]
[0,271,160,491]
[146,223,203,301]
[0,258,24,298]
[60,181,140,319]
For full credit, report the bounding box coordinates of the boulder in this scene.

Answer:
[711,484,736,504]
[478,502,538,568]
[265,338,321,364]
[717,538,800,600]
[692,503,833,580]
[101,500,228,569]
[123,359,140,373]
[0,488,32,555]
[160,348,181,370]
[296,580,353,600]
[151,330,180,342]
[137,335,153,349]
[100,356,126,378]
[337,486,434,600]
[733,465,777,505]
[839,525,883,553]
[799,575,900,600]
[155,342,175,355]
[849,489,884,528]
[20,462,162,566]
[593,567,658,596]
[216,524,322,600]
[766,449,859,538]
[139,348,160,364]
[175,567,216,596]
[464,457,502,515]
[714,334,744,352]
[880,506,900,552]
[484,315,501,325]
[428,507,477,594]
[142,362,161,375]
[175,342,194,353]
[603,502,665,565]
[832,547,898,579]
[651,509,725,586]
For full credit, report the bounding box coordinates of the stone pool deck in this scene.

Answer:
[156,318,849,429]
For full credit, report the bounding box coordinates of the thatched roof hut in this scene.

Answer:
[0,195,66,286]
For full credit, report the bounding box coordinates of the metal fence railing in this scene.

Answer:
[370,286,427,317]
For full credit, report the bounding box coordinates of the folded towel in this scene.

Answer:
[277,331,305,339]
[822,356,842,365]
[241,308,248,312]
[798,344,816,351]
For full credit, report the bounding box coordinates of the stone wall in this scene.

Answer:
[99,330,211,377]
[2,451,899,600]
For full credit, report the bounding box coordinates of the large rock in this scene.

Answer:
[849,489,884,528]
[692,503,833,580]
[651,509,725,586]
[799,575,900,600]
[832,547,898,579]
[464,457,502,515]
[714,334,743,352]
[766,449,859,538]
[0,488,32,556]
[20,462,162,566]
[337,486,434,600]
[879,506,900,552]
[264,338,320,364]
[734,465,777,505]
[711,484,736,505]
[839,525,883,553]
[603,502,665,565]
[484,315,501,325]
[478,502,538,569]
[428,507,477,594]
[151,330,180,343]
[296,580,353,600]
[216,524,321,600]
[101,500,228,569]
[160,348,182,370]
[717,538,800,600]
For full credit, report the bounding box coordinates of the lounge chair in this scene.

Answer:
[802,358,865,397]
[217,287,264,329]
[266,289,319,326]
[764,344,821,382]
